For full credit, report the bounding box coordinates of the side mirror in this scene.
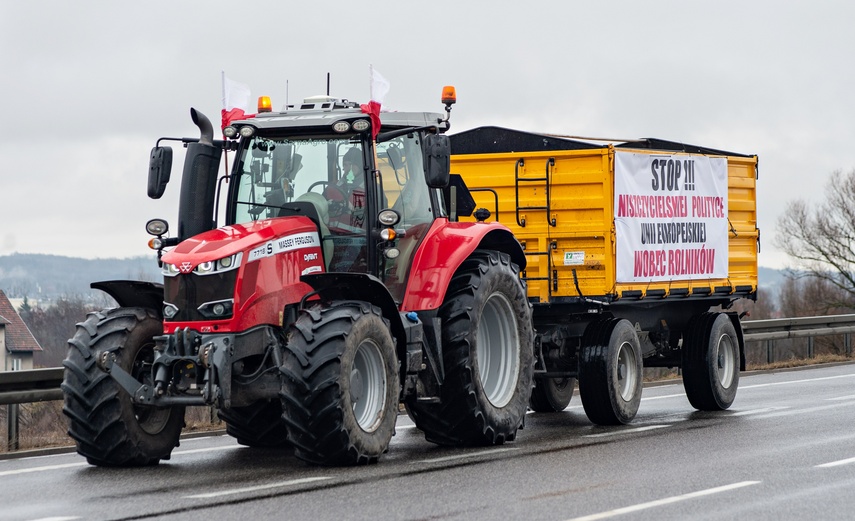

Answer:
[148,146,173,199]
[424,134,450,188]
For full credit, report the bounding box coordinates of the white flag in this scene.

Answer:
[222,73,252,112]
[369,65,390,104]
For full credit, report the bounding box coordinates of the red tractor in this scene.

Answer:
[62,88,534,466]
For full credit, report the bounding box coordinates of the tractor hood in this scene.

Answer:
[162,216,320,273]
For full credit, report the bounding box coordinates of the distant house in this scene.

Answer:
[0,290,42,370]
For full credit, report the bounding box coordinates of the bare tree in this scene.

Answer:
[776,168,855,309]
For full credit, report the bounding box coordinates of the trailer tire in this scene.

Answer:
[529,377,575,412]
[682,313,740,411]
[218,400,290,448]
[280,301,399,465]
[406,250,534,446]
[62,308,185,466]
[579,318,642,425]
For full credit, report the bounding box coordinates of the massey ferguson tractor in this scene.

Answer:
[62,88,535,466]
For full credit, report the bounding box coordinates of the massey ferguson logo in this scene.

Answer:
[179,262,193,273]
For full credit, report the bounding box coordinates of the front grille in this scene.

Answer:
[163,270,239,322]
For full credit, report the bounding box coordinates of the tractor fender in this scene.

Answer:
[300,273,406,357]
[400,219,525,311]
[91,280,164,318]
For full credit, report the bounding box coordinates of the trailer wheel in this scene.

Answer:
[529,377,575,412]
[682,313,740,410]
[280,301,399,465]
[62,308,185,466]
[579,318,643,425]
[218,400,290,448]
[406,250,534,446]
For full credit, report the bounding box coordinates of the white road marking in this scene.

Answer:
[729,406,790,416]
[0,462,87,477]
[816,456,855,468]
[640,393,686,401]
[26,517,81,521]
[172,445,243,456]
[0,445,241,477]
[583,425,669,438]
[185,477,331,499]
[740,373,855,390]
[563,481,761,521]
[826,394,855,401]
[750,401,855,420]
[416,447,517,464]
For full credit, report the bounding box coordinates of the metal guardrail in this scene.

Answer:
[0,367,63,406]
[742,314,855,361]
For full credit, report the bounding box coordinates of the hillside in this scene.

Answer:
[0,253,163,302]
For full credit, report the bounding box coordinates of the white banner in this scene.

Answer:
[614,152,728,283]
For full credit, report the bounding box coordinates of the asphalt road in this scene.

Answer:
[2,363,855,521]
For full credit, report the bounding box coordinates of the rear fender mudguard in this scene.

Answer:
[400,220,525,311]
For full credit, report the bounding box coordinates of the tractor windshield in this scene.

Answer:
[232,135,366,226]
[231,134,372,272]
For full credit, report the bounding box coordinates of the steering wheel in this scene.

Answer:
[308,181,329,193]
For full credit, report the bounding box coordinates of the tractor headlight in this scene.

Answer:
[194,253,242,276]
[163,303,179,319]
[197,299,234,319]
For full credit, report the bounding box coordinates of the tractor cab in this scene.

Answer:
[220,96,453,303]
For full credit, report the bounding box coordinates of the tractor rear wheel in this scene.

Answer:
[682,313,740,410]
[62,308,184,466]
[218,400,290,448]
[529,377,575,412]
[280,302,399,465]
[579,318,643,425]
[406,250,534,446]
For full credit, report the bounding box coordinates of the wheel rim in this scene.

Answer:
[350,339,387,432]
[132,342,171,435]
[477,292,520,408]
[616,340,639,401]
[715,333,736,388]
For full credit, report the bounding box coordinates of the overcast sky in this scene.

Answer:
[2,1,853,269]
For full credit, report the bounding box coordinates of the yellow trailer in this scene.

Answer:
[450,126,758,423]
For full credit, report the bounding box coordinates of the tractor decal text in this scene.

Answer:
[247,231,321,263]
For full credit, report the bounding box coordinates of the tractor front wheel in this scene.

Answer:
[62,308,184,466]
[280,302,399,465]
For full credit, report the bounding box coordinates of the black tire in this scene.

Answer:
[218,400,290,448]
[530,377,575,412]
[62,308,185,466]
[405,250,534,446]
[682,312,740,411]
[579,318,643,425]
[280,301,399,465]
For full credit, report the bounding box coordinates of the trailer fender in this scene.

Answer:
[401,220,525,312]
[91,280,164,317]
